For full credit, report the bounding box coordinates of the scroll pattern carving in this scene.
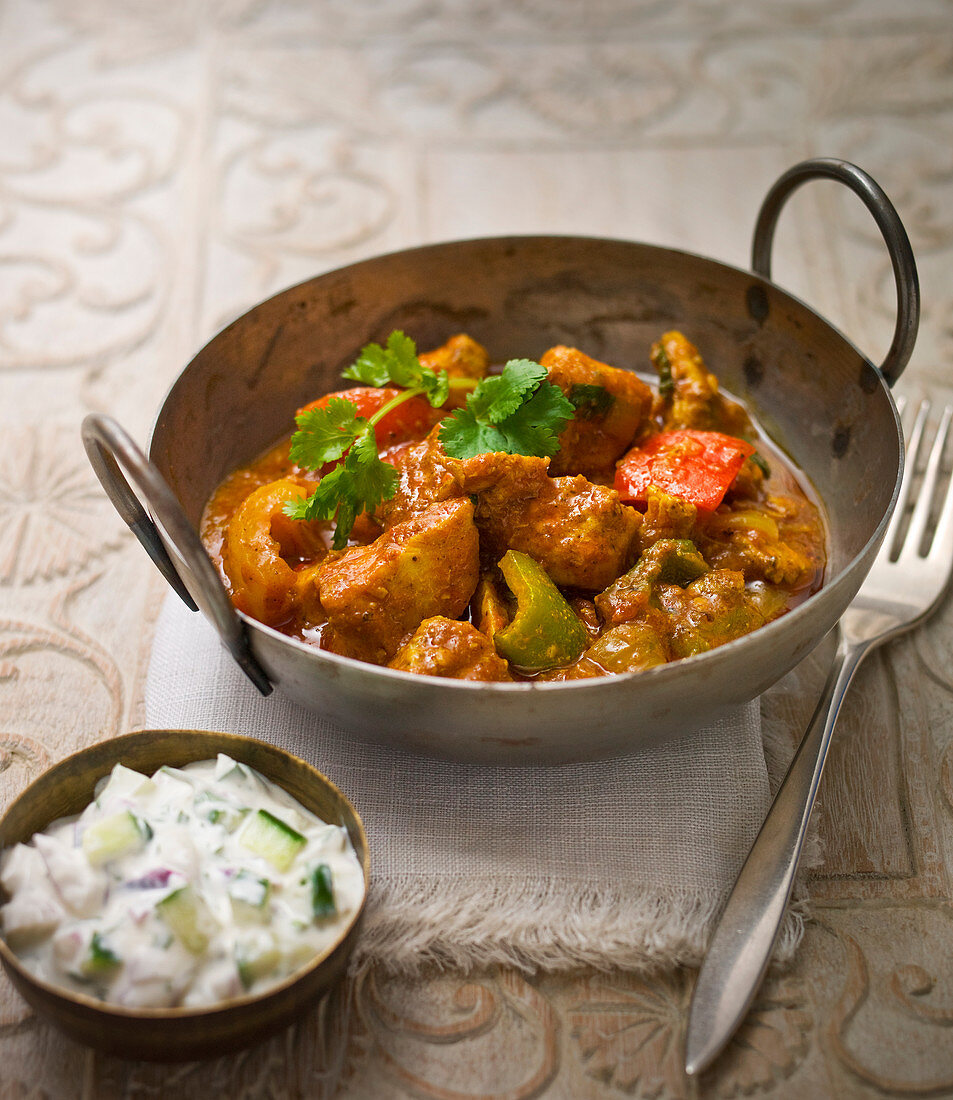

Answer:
[0,426,126,585]
[827,920,953,1095]
[0,49,184,373]
[568,970,810,1098]
[349,968,560,1098]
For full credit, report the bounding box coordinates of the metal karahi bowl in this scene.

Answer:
[83,159,919,764]
[0,729,369,1061]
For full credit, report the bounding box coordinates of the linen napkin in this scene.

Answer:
[145,592,803,975]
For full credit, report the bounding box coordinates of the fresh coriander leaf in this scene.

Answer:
[344,331,413,387]
[495,379,575,457]
[289,398,366,469]
[342,330,449,407]
[439,375,574,461]
[568,383,614,419]
[284,429,397,549]
[421,366,451,408]
[286,330,455,547]
[466,360,547,422]
[343,344,389,387]
[438,412,512,459]
[343,429,398,513]
[381,330,425,388]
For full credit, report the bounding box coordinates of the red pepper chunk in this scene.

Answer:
[614,429,756,511]
[297,387,436,449]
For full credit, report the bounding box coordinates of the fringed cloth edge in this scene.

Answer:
[351,875,806,978]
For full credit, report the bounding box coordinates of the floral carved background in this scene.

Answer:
[2,0,953,1096]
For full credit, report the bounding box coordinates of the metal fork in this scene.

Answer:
[685,398,953,1077]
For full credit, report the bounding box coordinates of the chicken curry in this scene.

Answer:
[201,331,826,682]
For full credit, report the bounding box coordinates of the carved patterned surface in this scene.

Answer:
[2,1,953,1095]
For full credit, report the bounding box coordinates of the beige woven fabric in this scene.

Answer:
[145,593,802,975]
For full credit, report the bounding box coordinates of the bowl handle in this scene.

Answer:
[81,413,273,696]
[751,157,919,387]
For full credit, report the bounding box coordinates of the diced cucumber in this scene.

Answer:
[156,764,195,785]
[195,790,245,830]
[79,931,121,977]
[156,885,217,954]
[235,932,280,990]
[310,863,336,920]
[228,871,271,923]
[214,754,268,791]
[153,767,195,801]
[82,811,149,866]
[214,753,245,781]
[206,805,247,832]
[240,809,306,872]
[95,763,156,803]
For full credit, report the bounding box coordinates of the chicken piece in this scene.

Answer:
[696,494,824,589]
[419,333,491,409]
[376,427,462,528]
[727,455,767,501]
[222,478,329,626]
[568,595,601,642]
[454,451,641,591]
[639,485,698,545]
[651,330,752,435]
[471,574,510,639]
[541,345,653,480]
[389,616,512,681]
[313,498,479,664]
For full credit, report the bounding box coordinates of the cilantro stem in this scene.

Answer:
[364,376,477,430]
[365,387,425,426]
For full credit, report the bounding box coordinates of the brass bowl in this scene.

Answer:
[0,729,369,1062]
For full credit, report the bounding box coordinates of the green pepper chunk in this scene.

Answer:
[648,539,710,587]
[494,550,588,670]
[595,539,710,627]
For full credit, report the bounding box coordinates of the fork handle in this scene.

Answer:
[684,629,872,1077]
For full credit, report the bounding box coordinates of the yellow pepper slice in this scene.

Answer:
[494,550,588,670]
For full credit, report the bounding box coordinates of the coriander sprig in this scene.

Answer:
[286,427,397,549]
[342,330,449,404]
[438,360,574,460]
[284,332,447,549]
[284,332,573,549]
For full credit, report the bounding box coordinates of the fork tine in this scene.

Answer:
[885,399,929,556]
[901,403,952,561]
[926,406,953,564]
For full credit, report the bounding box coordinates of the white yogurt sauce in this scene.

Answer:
[0,754,365,1008]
